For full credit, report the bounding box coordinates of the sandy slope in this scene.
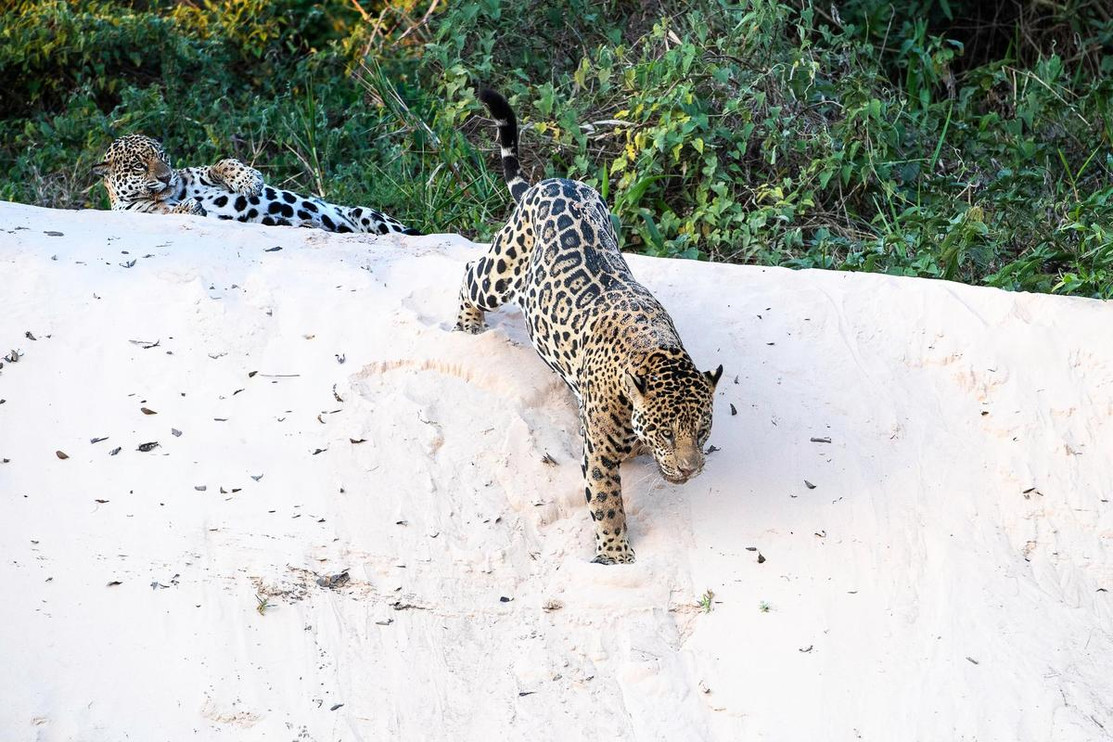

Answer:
[0,200,1110,741]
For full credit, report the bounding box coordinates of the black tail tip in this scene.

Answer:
[477,88,514,120]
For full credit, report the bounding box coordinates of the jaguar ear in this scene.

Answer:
[91,161,110,178]
[626,370,648,400]
[705,364,723,389]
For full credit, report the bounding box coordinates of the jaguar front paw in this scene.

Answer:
[213,158,264,197]
[171,198,206,216]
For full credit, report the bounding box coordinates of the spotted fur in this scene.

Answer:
[456,90,723,564]
[92,134,419,235]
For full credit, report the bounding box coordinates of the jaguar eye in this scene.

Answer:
[662,430,674,443]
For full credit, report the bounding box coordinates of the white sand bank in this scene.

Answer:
[1,201,1110,740]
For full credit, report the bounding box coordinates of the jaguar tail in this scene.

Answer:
[477,89,530,204]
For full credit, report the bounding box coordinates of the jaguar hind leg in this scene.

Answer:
[345,206,421,236]
[454,210,532,333]
[454,251,512,334]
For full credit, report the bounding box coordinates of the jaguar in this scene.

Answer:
[455,90,722,564]
[92,134,418,234]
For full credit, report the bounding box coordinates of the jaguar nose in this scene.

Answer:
[157,173,171,186]
[678,465,696,479]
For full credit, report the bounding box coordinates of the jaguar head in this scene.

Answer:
[627,350,723,484]
[91,134,178,207]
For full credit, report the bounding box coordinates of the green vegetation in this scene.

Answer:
[1,0,1110,297]
[699,588,715,613]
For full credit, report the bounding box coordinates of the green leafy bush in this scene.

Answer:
[1,0,1110,297]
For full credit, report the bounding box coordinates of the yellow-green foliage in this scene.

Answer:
[1,0,1111,297]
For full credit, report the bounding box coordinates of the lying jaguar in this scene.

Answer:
[92,134,418,235]
[455,90,722,564]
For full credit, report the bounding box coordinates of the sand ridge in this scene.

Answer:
[0,201,1110,740]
